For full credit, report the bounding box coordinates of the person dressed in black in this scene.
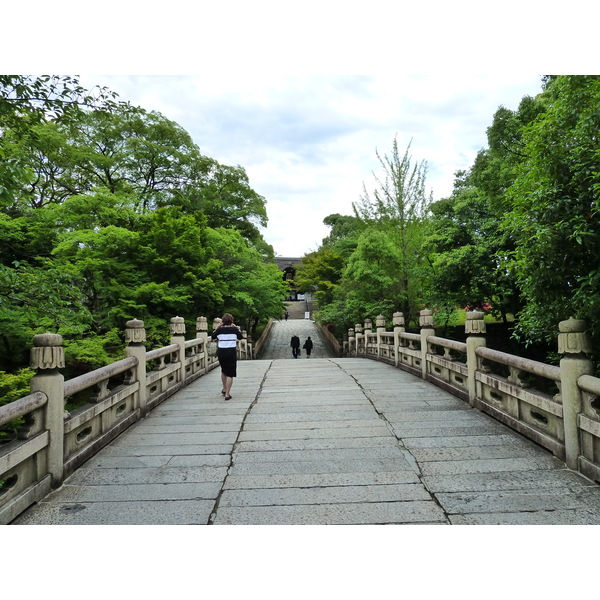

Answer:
[290,334,300,358]
[211,313,243,400]
[303,336,313,358]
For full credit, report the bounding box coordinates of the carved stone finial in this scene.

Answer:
[125,319,146,344]
[355,324,363,334]
[558,317,592,354]
[376,315,386,328]
[419,309,434,328]
[30,333,65,370]
[393,312,405,327]
[465,310,486,335]
[364,318,372,330]
[196,316,208,332]
[348,328,355,339]
[170,316,186,335]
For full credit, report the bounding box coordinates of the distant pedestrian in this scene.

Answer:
[284,310,289,321]
[303,336,313,358]
[211,313,243,400]
[290,334,300,358]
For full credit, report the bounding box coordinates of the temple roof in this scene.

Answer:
[274,256,303,270]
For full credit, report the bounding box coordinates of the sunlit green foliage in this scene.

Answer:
[0,75,285,401]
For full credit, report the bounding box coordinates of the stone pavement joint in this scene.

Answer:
[207,358,274,524]
[11,356,600,525]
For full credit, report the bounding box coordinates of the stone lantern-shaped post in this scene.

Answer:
[364,318,372,355]
[558,317,593,470]
[170,316,186,386]
[465,310,486,407]
[240,329,248,359]
[376,315,386,357]
[196,316,209,372]
[29,333,65,487]
[355,323,364,356]
[125,319,147,414]
[419,309,435,379]
[196,316,208,340]
[393,312,405,368]
[347,328,355,357]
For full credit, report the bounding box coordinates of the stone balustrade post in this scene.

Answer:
[29,333,65,488]
[559,318,593,470]
[211,317,222,364]
[376,315,386,356]
[355,323,364,355]
[125,319,148,414]
[170,316,186,386]
[419,309,435,379]
[240,330,248,359]
[393,312,405,367]
[465,310,486,407]
[364,319,372,354]
[347,328,355,357]
[196,316,208,372]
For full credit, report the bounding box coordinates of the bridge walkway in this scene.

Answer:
[11,356,600,525]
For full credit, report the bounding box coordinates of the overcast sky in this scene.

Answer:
[76,74,545,256]
[6,2,593,259]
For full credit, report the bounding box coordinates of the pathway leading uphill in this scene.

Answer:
[259,318,334,360]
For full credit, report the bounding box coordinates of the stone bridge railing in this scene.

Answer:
[344,309,600,486]
[0,316,252,524]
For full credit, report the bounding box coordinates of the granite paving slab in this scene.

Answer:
[423,469,597,493]
[228,457,414,476]
[97,444,233,456]
[410,443,557,462]
[419,455,564,476]
[211,500,448,525]
[26,481,222,503]
[237,426,390,441]
[68,465,229,485]
[219,482,432,507]
[449,510,600,525]
[231,447,407,463]
[236,436,400,452]
[13,500,214,525]
[436,487,600,515]
[223,471,421,489]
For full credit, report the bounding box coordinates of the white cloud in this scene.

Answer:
[75,74,545,256]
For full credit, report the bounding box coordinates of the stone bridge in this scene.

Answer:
[2,311,600,525]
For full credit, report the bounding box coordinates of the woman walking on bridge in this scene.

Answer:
[211,313,243,400]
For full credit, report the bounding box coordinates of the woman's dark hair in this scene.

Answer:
[221,313,234,325]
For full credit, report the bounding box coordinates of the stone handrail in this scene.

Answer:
[344,310,600,486]
[63,356,138,398]
[253,319,275,358]
[0,315,253,524]
[428,335,467,354]
[476,346,561,382]
[0,392,47,427]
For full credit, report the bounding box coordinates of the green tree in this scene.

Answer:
[205,227,287,336]
[352,138,431,322]
[505,75,600,348]
[0,75,119,208]
[295,246,346,307]
[423,171,520,325]
[319,228,407,332]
